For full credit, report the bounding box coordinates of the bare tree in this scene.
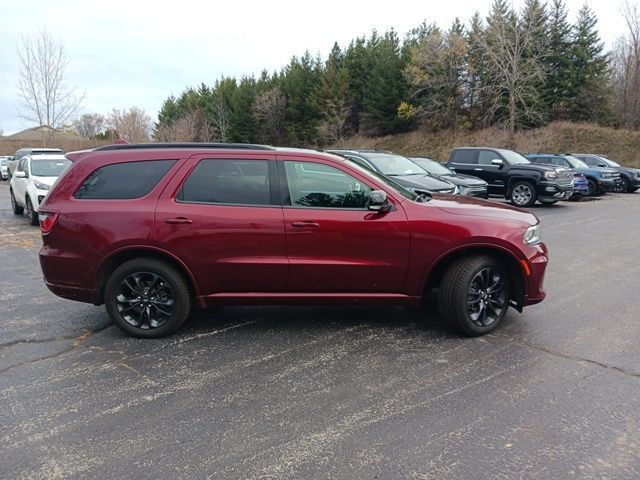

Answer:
[611,1,640,129]
[155,109,211,142]
[252,87,287,145]
[16,29,84,146]
[211,98,230,142]
[73,113,106,139]
[482,9,545,138]
[108,107,152,143]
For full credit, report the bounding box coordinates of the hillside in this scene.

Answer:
[338,122,640,168]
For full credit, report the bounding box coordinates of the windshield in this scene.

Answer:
[411,158,451,175]
[497,149,530,165]
[565,156,589,169]
[346,160,418,201]
[363,153,427,176]
[599,156,620,167]
[30,158,71,177]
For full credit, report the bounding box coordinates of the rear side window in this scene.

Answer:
[177,159,271,206]
[451,150,477,164]
[75,160,176,199]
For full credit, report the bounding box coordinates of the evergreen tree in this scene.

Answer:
[544,0,574,120]
[569,3,611,122]
[360,30,410,135]
[465,11,491,129]
[280,51,322,146]
[520,0,549,126]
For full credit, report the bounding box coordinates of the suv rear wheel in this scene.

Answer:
[438,255,510,336]
[105,258,192,338]
[510,181,536,208]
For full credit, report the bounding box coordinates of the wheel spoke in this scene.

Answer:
[118,271,175,330]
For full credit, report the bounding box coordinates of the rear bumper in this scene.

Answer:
[44,280,101,305]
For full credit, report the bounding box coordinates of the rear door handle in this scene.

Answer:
[474,168,484,171]
[164,217,193,224]
[291,221,320,228]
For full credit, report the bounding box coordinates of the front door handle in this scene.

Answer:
[164,217,193,224]
[474,168,484,171]
[291,221,320,228]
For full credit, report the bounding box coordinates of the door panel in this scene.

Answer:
[155,154,288,295]
[280,159,410,293]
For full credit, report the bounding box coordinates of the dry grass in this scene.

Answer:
[336,122,640,168]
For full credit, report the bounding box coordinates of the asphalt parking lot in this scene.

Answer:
[1,181,639,479]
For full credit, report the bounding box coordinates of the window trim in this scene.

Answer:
[174,157,279,208]
[277,159,375,211]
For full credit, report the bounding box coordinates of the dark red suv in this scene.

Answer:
[39,144,548,338]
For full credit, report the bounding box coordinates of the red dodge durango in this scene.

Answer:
[38,143,547,338]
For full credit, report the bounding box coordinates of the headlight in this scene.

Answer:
[544,171,558,180]
[600,172,613,178]
[524,224,541,245]
[33,180,50,190]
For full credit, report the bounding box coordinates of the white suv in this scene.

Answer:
[9,154,71,225]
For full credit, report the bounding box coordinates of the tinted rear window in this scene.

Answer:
[75,160,176,199]
[451,150,477,164]
[177,159,271,205]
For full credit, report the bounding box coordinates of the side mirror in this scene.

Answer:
[368,190,392,212]
[598,163,607,168]
[14,170,27,178]
[491,159,504,168]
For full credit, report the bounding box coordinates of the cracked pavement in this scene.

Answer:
[0,181,639,479]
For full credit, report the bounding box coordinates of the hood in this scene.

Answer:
[388,173,455,192]
[576,166,618,176]
[516,163,569,174]
[432,195,538,225]
[32,175,59,187]
[437,172,488,187]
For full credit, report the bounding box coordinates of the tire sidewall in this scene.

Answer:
[104,261,190,338]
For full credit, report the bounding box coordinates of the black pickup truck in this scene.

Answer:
[447,147,574,207]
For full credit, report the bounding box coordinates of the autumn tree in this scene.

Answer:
[16,29,84,146]
[405,20,468,130]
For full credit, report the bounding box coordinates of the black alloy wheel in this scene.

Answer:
[617,177,629,193]
[438,255,511,336]
[105,258,192,338]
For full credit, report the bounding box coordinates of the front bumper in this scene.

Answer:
[598,177,619,192]
[523,243,548,306]
[538,182,573,201]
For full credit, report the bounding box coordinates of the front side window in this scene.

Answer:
[284,161,373,209]
[178,159,271,206]
[75,160,176,199]
[478,150,499,165]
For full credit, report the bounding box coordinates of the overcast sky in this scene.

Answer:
[0,0,632,135]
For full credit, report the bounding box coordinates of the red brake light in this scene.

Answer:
[39,212,59,235]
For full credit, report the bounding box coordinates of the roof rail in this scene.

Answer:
[93,142,275,152]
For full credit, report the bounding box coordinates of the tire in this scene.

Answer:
[619,176,630,193]
[438,255,510,336]
[10,189,24,215]
[586,179,598,196]
[104,258,193,338]
[26,197,39,226]
[509,181,536,208]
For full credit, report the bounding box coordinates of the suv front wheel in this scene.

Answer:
[105,258,193,338]
[438,255,510,336]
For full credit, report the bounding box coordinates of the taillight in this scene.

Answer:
[39,212,59,235]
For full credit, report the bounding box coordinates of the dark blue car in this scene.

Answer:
[526,154,622,196]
